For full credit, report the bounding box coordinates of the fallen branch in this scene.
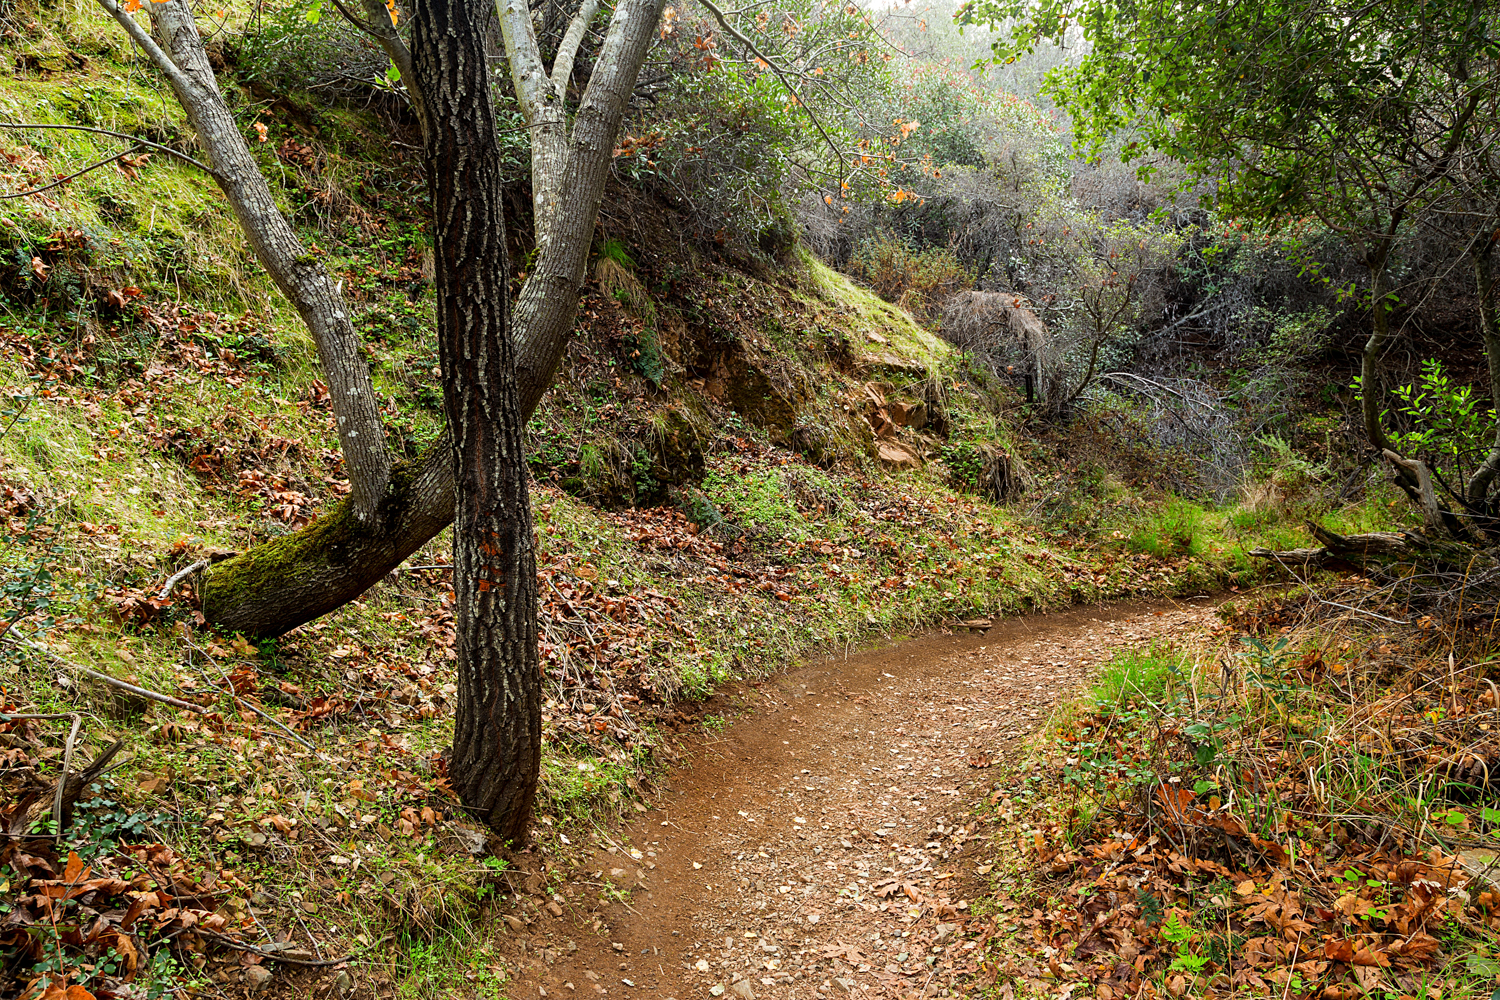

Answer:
[53,738,124,835]
[197,929,352,967]
[10,639,210,715]
[1248,523,1417,568]
[52,715,81,840]
[1382,449,1447,536]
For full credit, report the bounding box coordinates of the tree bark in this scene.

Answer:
[200,0,667,639]
[1359,255,1400,457]
[97,0,393,517]
[409,0,540,842]
[1466,246,1500,517]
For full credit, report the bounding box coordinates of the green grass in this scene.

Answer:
[1091,642,1184,711]
[1124,496,1210,559]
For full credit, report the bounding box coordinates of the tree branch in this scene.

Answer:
[93,0,203,100]
[550,0,601,98]
[346,0,425,131]
[0,122,217,176]
[0,146,141,200]
[1383,448,1451,537]
[10,638,211,715]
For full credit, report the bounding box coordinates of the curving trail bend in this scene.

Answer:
[503,597,1220,1000]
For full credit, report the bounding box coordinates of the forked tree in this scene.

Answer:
[96,0,666,839]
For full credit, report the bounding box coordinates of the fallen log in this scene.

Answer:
[1248,524,1417,569]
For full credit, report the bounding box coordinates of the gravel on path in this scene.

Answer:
[504,596,1220,1000]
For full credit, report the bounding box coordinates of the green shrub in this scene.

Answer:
[940,441,986,493]
[848,231,973,320]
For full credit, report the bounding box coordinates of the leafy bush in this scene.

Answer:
[615,0,890,255]
[939,441,986,492]
[232,4,389,97]
[1387,357,1496,487]
[848,231,973,319]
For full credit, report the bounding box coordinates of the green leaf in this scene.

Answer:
[305,0,325,24]
[386,60,402,85]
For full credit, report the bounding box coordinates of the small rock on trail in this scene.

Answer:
[510,598,1218,997]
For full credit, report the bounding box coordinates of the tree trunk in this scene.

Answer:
[410,0,540,842]
[1466,246,1500,521]
[98,0,393,516]
[200,0,667,639]
[1360,257,1399,457]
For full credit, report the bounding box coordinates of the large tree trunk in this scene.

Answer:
[409,0,540,841]
[97,0,393,517]
[200,0,668,639]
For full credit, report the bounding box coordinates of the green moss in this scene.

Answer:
[796,249,948,371]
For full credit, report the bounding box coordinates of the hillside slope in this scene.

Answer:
[0,9,1308,997]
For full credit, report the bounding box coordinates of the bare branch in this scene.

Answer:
[551,0,601,97]
[11,638,211,715]
[0,122,217,176]
[0,146,141,200]
[158,559,210,601]
[93,0,202,99]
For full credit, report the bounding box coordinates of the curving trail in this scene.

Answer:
[502,597,1220,1000]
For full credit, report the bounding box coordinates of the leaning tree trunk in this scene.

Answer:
[199,0,668,639]
[97,0,393,516]
[409,0,540,841]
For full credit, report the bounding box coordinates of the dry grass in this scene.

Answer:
[998,599,1500,998]
[939,290,1048,391]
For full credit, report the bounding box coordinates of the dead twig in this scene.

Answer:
[51,714,81,840]
[158,559,210,601]
[197,930,350,967]
[11,639,210,715]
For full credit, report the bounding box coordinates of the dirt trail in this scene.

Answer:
[504,596,1220,1000]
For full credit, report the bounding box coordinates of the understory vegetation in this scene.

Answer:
[0,0,1492,997]
[985,595,1500,1000]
